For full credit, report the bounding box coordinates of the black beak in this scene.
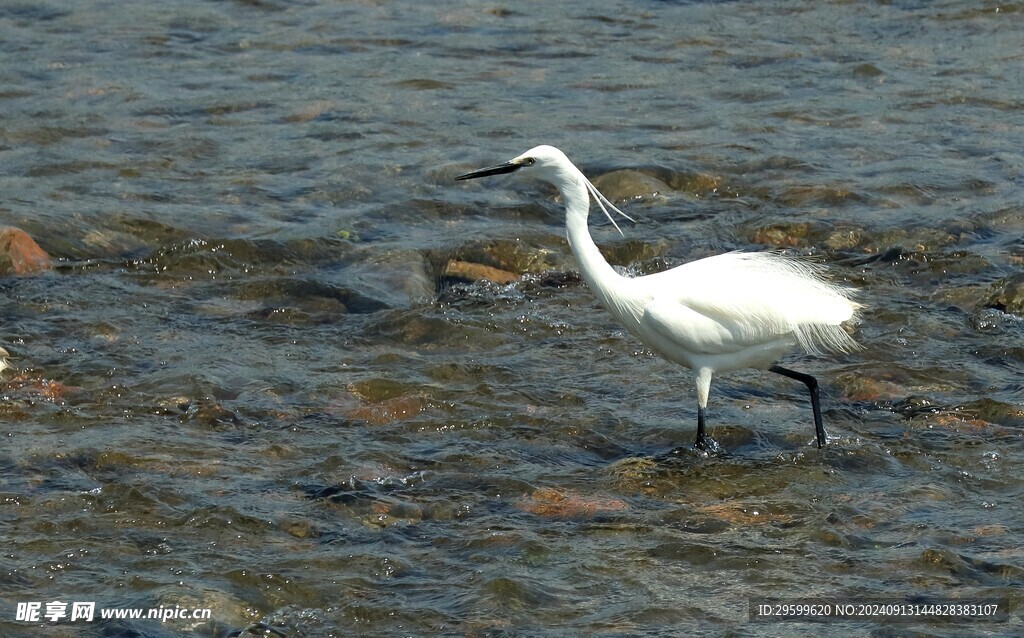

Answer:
[455,161,522,181]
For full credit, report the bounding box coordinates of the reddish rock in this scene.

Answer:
[348,395,428,425]
[443,259,519,285]
[1,373,87,404]
[0,227,51,275]
[926,413,989,430]
[517,487,628,519]
[695,502,793,526]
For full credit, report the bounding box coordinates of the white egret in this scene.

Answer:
[456,145,861,451]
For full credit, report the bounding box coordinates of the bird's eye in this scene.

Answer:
[521,157,536,166]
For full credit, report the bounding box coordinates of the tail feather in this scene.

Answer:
[794,321,862,356]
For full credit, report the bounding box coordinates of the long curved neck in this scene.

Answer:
[560,171,625,309]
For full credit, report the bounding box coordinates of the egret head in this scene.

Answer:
[454,145,570,184]
[455,145,635,235]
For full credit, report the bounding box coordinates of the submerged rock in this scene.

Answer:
[692,502,793,527]
[436,238,563,282]
[777,184,869,207]
[599,239,671,269]
[591,169,671,202]
[852,63,885,79]
[348,395,428,426]
[748,221,816,248]
[0,227,51,275]
[662,171,723,197]
[282,99,339,123]
[340,248,435,306]
[747,220,966,255]
[984,273,1024,315]
[0,374,90,407]
[961,397,1024,427]
[179,400,242,428]
[865,227,961,253]
[517,487,628,519]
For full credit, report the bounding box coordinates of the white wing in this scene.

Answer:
[639,252,861,356]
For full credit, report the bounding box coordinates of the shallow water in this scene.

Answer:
[1,1,1023,636]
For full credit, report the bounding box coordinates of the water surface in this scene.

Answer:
[1,1,1023,636]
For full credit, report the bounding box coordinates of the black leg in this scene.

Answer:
[769,365,826,448]
[693,406,720,452]
[694,405,707,450]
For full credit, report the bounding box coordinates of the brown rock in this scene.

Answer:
[695,503,792,526]
[348,395,428,425]
[749,222,812,247]
[517,487,628,518]
[0,227,51,275]
[926,413,990,430]
[443,259,519,285]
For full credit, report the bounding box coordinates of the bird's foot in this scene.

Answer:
[693,434,722,455]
